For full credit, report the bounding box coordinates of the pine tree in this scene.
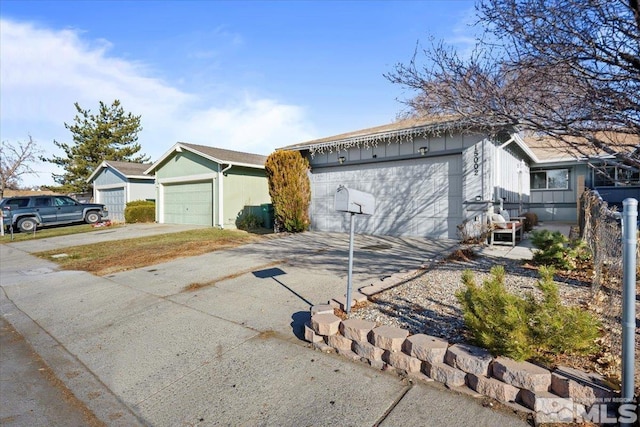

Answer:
[42,100,148,193]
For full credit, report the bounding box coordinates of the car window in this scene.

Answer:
[3,198,30,208]
[54,197,77,207]
[34,197,52,207]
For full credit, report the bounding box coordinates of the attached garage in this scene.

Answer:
[146,143,271,228]
[163,181,214,226]
[310,155,463,238]
[280,117,535,240]
[96,187,126,221]
[88,161,155,222]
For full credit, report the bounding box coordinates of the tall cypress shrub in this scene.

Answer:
[265,150,311,232]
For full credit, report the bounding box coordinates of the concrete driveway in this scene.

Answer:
[1,225,529,426]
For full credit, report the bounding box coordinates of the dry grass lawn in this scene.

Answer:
[1,224,108,243]
[36,228,264,276]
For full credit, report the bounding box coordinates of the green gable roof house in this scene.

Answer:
[280,116,638,239]
[145,143,270,228]
[87,160,155,222]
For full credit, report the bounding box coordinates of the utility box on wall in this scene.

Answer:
[335,185,375,215]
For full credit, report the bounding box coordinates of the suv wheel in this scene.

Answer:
[85,211,101,224]
[17,217,37,233]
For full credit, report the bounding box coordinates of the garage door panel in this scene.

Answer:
[98,188,125,222]
[310,155,463,239]
[315,183,330,198]
[163,181,213,226]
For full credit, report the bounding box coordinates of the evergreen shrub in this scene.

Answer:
[124,200,155,223]
[530,229,590,270]
[265,150,311,233]
[456,265,600,361]
[236,213,263,230]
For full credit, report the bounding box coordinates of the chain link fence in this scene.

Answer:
[579,189,639,389]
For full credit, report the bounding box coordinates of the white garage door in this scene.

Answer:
[163,181,213,226]
[309,155,463,239]
[98,187,125,222]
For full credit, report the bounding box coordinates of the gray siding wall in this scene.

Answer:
[493,144,531,219]
[307,132,486,167]
[460,138,495,234]
[93,168,126,186]
[529,164,586,222]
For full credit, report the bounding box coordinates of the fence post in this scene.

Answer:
[621,198,637,408]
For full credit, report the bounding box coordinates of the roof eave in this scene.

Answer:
[223,162,266,170]
[281,118,493,153]
[86,161,109,183]
[145,143,182,175]
[126,174,154,180]
[145,143,265,174]
[510,133,540,163]
[181,144,265,168]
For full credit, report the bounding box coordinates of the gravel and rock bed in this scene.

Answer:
[350,248,595,345]
[350,247,640,396]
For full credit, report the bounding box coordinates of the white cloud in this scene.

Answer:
[0,18,315,187]
[175,95,313,153]
[445,4,481,59]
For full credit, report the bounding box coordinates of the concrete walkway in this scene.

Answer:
[1,226,530,426]
[480,221,575,261]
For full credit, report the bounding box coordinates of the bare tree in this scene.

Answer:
[0,136,42,199]
[387,0,640,178]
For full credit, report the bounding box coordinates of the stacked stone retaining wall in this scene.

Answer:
[306,305,618,425]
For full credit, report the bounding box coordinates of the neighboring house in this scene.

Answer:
[524,135,640,220]
[87,160,155,222]
[280,117,638,239]
[144,143,270,228]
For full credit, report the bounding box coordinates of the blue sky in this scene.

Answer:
[1,0,477,187]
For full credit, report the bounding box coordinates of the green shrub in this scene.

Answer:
[530,229,590,270]
[125,200,154,207]
[526,266,600,355]
[265,150,311,233]
[236,213,263,230]
[456,266,533,360]
[124,200,155,223]
[456,266,601,361]
[521,212,538,232]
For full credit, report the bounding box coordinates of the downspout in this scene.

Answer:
[155,172,161,223]
[218,164,233,227]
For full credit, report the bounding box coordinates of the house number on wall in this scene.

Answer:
[473,146,480,176]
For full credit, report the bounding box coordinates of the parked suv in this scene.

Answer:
[1,195,108,232]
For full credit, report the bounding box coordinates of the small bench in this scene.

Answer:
[489,210,524,247]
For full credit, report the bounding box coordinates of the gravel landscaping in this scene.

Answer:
[349,245,640,395]
[351,248,594,344]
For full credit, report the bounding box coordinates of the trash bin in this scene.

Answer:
[261,203,274,229]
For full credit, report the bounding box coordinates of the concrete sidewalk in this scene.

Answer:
[1,229,529,426]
